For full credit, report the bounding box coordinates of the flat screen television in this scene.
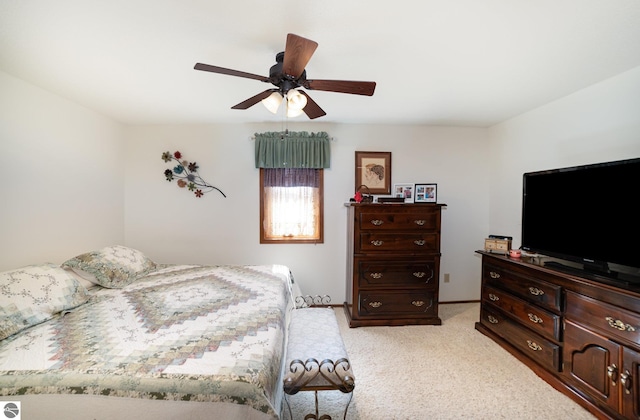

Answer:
[521,157,640,284]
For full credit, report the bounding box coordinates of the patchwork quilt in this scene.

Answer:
[0,264,294,418]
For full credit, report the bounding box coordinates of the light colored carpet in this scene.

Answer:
[284,302,595,420]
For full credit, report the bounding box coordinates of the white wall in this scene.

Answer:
[6,63,638,303]
[0,71,126,270]
[487,65,640,249]
[124,123,489,302]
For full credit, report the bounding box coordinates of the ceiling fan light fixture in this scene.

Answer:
[286,105,305,118]
[261,91,283,114]
[286,89,307,111]
[194,33,375,119]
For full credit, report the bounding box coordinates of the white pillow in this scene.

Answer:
[0,263,90,340]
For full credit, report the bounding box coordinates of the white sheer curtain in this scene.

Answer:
[264,185,319,238]
[262,168,320,240]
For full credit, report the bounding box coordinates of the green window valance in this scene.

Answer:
[254,131,331,169]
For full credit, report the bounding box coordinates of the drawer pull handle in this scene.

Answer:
[414,219,426,226]
[608,364,618,386]
[487,315,498,324]
[415,269,434,282]
[412,300,425,307]
[526,340,542,351]
[489,271,500,279]
[369,301,382,308]
[488,293,499,302]
[528,287,545,296]
[370,219,384,226]
[621,370,632,394]
[528,313,543,324]
[369,272,383,279]
[414,240,426,246]
[605,316,636,332]
[370,240,384,246]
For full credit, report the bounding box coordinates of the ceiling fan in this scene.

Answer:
[194,33,376,119]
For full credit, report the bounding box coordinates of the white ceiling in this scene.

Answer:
[2,1,640,127]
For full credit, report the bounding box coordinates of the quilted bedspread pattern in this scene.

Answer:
[0,264,293,417]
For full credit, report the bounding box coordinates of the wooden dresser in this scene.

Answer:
[476,251,640,419]
[344,203,445,327]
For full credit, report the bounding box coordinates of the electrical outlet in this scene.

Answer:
[444,273,450,283]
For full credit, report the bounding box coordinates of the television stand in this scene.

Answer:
[475,251,640,420]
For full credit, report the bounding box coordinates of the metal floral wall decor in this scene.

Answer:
[162,151,226,198]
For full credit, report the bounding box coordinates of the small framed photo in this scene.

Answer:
[415,183,437,203]
[393,183,414,203]
[355,151,392,195]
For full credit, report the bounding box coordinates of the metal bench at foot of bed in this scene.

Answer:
[283,300,355,420]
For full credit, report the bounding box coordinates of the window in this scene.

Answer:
[260,168,324,243]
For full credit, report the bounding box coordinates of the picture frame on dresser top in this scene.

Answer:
[393,183,414,203]
[415,183,437,203]
[355,151,391,195]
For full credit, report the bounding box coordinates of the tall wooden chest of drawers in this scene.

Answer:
[343,203,446,327]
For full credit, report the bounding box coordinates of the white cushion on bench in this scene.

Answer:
[284,307,354,394]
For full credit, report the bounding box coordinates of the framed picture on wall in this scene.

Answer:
[415,183,437,203]
[393,183,414,203]
[355,151,391,195]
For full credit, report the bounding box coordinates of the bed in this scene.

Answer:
[0,245,298,419]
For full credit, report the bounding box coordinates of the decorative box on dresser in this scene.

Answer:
[344,203,446,328]
[475,251,640,420]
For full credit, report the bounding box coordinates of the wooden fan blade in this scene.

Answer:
[305,79,376,96]
[282,33,318,79]
[194,63,269,82]
[231,89,278,110]
[299,91,326,119]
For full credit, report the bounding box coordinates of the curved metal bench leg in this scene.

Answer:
[284,394,293,420]
[295,390,354,420]
[342,391,353,420]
